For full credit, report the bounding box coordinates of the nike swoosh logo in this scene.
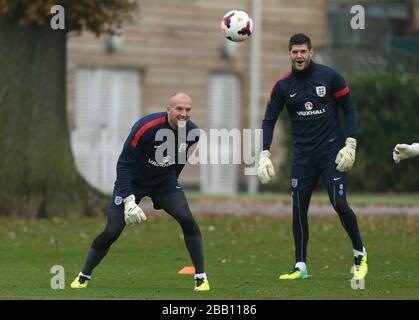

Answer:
[333,177,342,181]
[154,145,162,149]
[290,93,297,97]
[176,186,182,189]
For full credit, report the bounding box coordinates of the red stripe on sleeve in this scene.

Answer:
[268,70,291,103]
[333,86,350,98]
[130,116,166,148]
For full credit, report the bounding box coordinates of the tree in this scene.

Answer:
[0,0,138,217]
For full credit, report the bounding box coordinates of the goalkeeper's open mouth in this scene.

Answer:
[295,59,305,69]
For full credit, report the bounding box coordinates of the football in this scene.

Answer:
[220,10,253,42]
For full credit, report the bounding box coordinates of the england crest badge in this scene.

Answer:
[114,196,123,206]
[316,86,326,97]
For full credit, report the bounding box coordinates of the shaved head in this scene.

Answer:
[167,92,192,129]
[169,92,192,106]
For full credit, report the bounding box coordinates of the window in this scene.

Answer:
[71,68,141,193]
[327,1,410,48]
[201,73,241,194]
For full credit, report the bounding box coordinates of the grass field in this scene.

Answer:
[186,191,419,206]
[1,212,417,300]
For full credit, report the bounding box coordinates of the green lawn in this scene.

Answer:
[0,214,417,299]
[186,191,419,206]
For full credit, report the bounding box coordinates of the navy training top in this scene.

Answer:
[262,61,357,154]
[114,112,199,198]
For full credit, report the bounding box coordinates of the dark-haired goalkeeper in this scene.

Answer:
[258,33,367,281]
[70,92,209,291]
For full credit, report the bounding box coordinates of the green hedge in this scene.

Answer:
[265,71,419,192]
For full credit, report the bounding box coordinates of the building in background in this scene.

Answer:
[321,0,419,72]
[67,0,419,194]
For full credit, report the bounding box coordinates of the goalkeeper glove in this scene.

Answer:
[335,137,356,172]
[393,143,419,163]
[123,195,147,225]
[258,150,275,184]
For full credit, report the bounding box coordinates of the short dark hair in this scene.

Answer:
[288,33,312,51]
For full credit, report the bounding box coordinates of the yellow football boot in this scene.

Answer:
[194,278,210,291]
[279,267,308,280]
[70,274,89,289]
[353,253,368,280]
